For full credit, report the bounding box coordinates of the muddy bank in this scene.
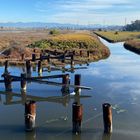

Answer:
[124,40,140,55]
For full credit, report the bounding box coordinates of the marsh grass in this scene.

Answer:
[95,31,140,42]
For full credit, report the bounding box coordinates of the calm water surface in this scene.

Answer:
[0,38,140,140]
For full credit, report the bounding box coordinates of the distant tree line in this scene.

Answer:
[124,20,140,31]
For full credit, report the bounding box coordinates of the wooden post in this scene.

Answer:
[61,54,65,63]
[47,54,50,63]
[32,54,36,62]
[4,60,9,73]
[38,61,42,74]
[87,51,90,58]
[21,73,27,92]
[80,50,83,57]
[3,73,12,92]
[40,53,43,61]
[102,103,113,133]
[72,102,83,134]
[74,74,81,94]
[25,101,36,131]
[21,53,25,61]
[61,74,70,95]
[33,49,36,53]
[26,60,31,73]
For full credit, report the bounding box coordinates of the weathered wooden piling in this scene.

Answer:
[21,73,27,92]
[38,61,42,74]
[61,54,65,63]
[72,102,83,134]
[21,53,25,61]
[25,101,36,131]
[87,51,90,58]
[80,50,83,57]
[3,73,12,91]
[71,55,75,67]
[40,53,43,61]
[32,54,36,62]
[47,54,50,63]
[4,60,9,73]
[74,74,81,94]
[102,103,112,133]
[26,60,31,73]
[61,74,70,94]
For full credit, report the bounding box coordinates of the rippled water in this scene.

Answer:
[0,37,140,140]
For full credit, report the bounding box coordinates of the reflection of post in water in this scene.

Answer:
[26,60,31,74]
[102,133,112,140]
[61,74,70,106]
[32,64,36,72]
[2,72,13,92]
[25,101,36,132]
[38,61,42,75]
[25,130,36,140]
[21,73,27,92]
[61,74,70,95]
[5,91,13,104]
[74,74,81,95]
[21,91,27,105]
[72,133,81,140]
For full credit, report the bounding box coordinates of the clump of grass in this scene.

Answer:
[49,29,60,35]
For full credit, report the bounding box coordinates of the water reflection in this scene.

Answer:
[102,133,112,140]
[25,130,36,140]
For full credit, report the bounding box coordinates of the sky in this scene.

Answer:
[0,0,140,25]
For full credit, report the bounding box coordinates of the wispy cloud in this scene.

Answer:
[35,0,140,25]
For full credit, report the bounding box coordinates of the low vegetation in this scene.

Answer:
[94,31,140,43]
[28,33,110,62]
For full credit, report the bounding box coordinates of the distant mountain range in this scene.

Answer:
[0,22,123,30]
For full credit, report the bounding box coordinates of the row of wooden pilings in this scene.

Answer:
[24,102,112,134]
[2,71,112,134]
[2,61,112,135]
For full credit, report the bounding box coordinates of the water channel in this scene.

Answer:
[0,37,140,140]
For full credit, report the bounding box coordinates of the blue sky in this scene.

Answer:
[0,0,140,25]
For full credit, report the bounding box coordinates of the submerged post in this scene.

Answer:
[74,74,81,95]
[26,60,31,73]
[21,73,27,92]
[4,60,9,73]
[32,54,36,62]
[72,102,83,134]
[61,74,70,95]
[38,61,42,74]
[25,101,36,131]
[102,103,113,133]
